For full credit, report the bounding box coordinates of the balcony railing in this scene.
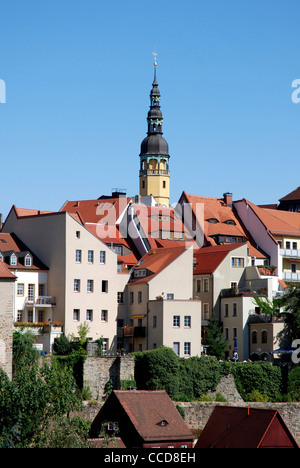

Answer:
[122,326,147,338]
[221,288,268,298]
[282,272,300,282]
[25,296,56,306]
[139,169,170,177]
[280,248,300,259]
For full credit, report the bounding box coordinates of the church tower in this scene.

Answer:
[139,57,170,206]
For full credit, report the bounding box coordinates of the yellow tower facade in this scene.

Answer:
[139,62,170,206]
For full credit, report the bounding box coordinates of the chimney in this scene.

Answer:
[223,192,233,207]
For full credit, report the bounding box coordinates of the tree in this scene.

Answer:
[205,316,228,360]
[252,296,280,317]
[278,288,300,341]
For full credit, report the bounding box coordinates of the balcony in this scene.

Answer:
[25,296,56,307]
[282,272,300,282]
[139,169,170,177]
[122,326,146,338]
[221,288,268,298]
[280,248,300,259]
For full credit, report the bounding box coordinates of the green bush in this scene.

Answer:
[287,365,300,401]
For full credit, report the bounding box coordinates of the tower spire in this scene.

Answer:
[139,52,170,206]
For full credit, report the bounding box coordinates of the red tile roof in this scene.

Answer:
[279,186,300,202]
[113,390,193,442]
[60,197,132,225]
[196,406,299,448]
[0,260,16,279]
[193,244,245,275]
[129,246,188,283]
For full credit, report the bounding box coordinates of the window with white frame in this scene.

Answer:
[100,251,106,264]
[17,283,24,296]
[184,342,191,357]
[86,309,93,321]
[10,253,17,266]
[88,250,94,264]
[101,310,108,322]
[74,279,80,292]
[173,316,180,328]
[17,310,23,322]
[87,279,94,293]
[25,254,32,267]
[117,291,124,304]
[75,250,82,263]
[184,316,191,328]
[73,309,80,321]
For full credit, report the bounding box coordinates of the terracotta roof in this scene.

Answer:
[196,406,299,448]
[244,199,300,237]
[129,246,188,283]
[60,197,132,225]
[0,233,48,271]
[0,260,16,279]
[279,186,300,202]
[113,390,193,442]
[193,244,245,275]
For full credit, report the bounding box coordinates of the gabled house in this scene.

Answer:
[234,198,300,283]
[278,186,300,213]
[2,205,123,353]
[195,406,299,448]
[123,246,201,357]
[89,390,194,448]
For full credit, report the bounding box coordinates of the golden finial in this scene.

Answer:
[152,46,158,67]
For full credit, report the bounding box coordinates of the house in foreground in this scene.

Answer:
[89,390,194,448]
[196,406,299,448]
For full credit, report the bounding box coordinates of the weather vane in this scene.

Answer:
[152,46,158,67]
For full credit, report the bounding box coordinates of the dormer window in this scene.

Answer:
[25,254,32,267]
[10,253,17,266]
[224,219,236,225]
[207,218,219,224]
[157,420,169,427]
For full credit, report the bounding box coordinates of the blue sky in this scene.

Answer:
[1,0,300,219]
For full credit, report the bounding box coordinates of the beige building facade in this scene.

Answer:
[0,263,16,379]
[3,207,123,353]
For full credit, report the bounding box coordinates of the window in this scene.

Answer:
[102,280,108,293]
[86,309,93,321]
[232,303,237,317]
[87,279,94,293]
[233,328,237,339]
[39,284,45,296]
[117,292,124,304]
[74,279,80,292]
[17,310,23,322]
[10,254,17,266]
[173,316,180,328]
[262,330,268,344]
[25,254,32,267]
[76,231,81,239]
[293,242,298,250]
[252,330,257,344]
[224,304,229,317]
[73,309,80,321]
[163,180,166,189]
[167,293,174,300]
[203,303,210,320]
[17,283,24,296]
[224,328,229,341]
[100,251,106,264]
[102,339,108,355]
[138,291,142,304]
[75,250,82,263]
[286,241,291,249]
[28,284,35,302]
[173,342,180,356]
[231,257,245,268]
[28,310,33,323]
[291,263,297,274]
[153,316,157,328]
[88,250,94,264]
[101,310,108,322]
[38,310,44,322]
[196,279,201,293]
[184,342,191,357]
[107,422,119,432]
[130,292,134,304]
[203,279,209,292]
[184,316,191,328]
